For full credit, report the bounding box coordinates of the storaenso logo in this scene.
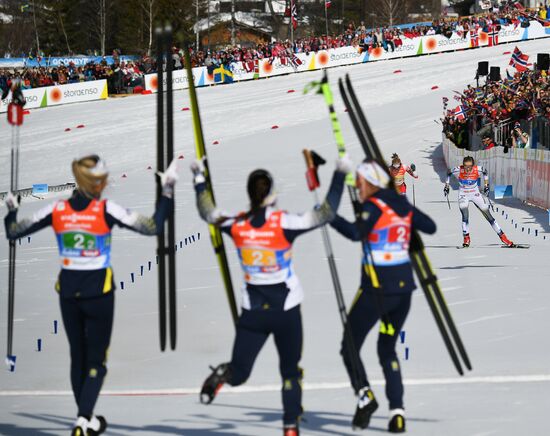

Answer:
[438,38,467,47]
[330,51,361,61]
[1,94,38,107]
[394,44,415,52]
[500,28,520,38]
[64,88,99,98]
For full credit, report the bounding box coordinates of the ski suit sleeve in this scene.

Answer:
[4,203,54,240]
[446,167,459,184]
[105,196,172,236]
[194,181,235,235]
[330,202,382,242]
[478,166,489,185]
[412,207,437,235]
[281,171,345,242]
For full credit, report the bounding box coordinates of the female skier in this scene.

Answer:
[330,160,436,433]
[192,154,352,436]
[388,153,417,195]
[4,155,178,435]
[444,156,513,247]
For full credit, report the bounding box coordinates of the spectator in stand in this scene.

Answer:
[510,122,530,148]
[482,136,496,150]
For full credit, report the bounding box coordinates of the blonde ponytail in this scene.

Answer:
[72,155,108,198]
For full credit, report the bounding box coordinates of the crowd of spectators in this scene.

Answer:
[442,67,549,150]
[1,2,548,95]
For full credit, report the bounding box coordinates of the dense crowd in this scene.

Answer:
[1,2,548,95]
[442,67,549,149]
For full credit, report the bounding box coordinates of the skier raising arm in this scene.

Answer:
[4,155,178,436]
[329,160,435,433]
[444,156,513,247]
[191,153,352,436]
[388,153,417,195]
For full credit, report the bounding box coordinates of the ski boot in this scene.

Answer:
[499,232,513,247]
[352,387,379,430]
[200,363,231,404]
[388,409,406,433]
[71,417,88,436]
[283,424,300,436]
[462,234,470,248]
[87,416,107,435]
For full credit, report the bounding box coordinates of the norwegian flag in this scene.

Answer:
[488,27,499,47]
[290,0,298,30]
[509,46,532,72]
[470,29,479,47]
[243,61,255,73]
[290,54,302,68]
[453,105,467,120]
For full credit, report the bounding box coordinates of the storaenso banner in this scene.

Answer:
[0,55,139,68]
[0,80,108,113]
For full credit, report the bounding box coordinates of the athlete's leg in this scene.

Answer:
[229,309,270,385]
[273,306,303,426]
[458,194,470,235]
[341,289,380,393]
[377,294,412,410]
[59,296,86,408]
[77,292,114,418]
[472,193,502,235]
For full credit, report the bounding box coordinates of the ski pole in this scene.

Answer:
[446,193,451,210]
[302,149,364,393]
[412,180,416,207]
[5,82,25,369]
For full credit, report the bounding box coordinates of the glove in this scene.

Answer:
[443,184,450,196]
[5,191,19,211]
[484,185,490,195]
[410,163,416,172]
[336,153,354,174]
[190,159,206,185]
[157,158,179,198]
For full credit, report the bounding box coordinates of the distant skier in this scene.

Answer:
[444,156,513,247]
[330,160,436,433]
[4,155,178,435]
[192,154,352,436]
[388,153,417,195]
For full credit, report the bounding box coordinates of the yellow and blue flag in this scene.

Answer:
[213,64,234,84]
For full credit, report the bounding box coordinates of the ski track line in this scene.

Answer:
[2,374,550,397]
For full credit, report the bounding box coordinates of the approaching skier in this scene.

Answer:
[3,155,178,435]
[388,153,417,195]
[191,154,352,436]
[444,156,513,247]
[330,160,436,433]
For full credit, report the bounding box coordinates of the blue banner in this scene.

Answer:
[0,55,139,68]
[32,184,49,195]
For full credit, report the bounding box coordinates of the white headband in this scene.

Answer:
[356,161,390,188]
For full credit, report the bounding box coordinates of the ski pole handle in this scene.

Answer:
[302,149,320,192]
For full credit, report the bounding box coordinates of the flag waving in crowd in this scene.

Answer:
[509,46,532,72]
[291,0,298,30]
[453,105,467,120]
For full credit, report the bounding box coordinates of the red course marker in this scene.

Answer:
[147,166,152,170]
[76,124,85,128]
[287,89,295,93]
[431,86,439,90]
[64,128,71,132]
[178,155,184,159]
[121,174,127,178]
[141,90,152,95]
[503,51,511,55]
[212,140,219,145]
[181,107,190,111]
[393,70,402,74]
[271,125,279,130]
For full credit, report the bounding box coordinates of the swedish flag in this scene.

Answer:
[213,64,234,84]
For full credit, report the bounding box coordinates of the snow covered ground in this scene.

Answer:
[1,39,550,435]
